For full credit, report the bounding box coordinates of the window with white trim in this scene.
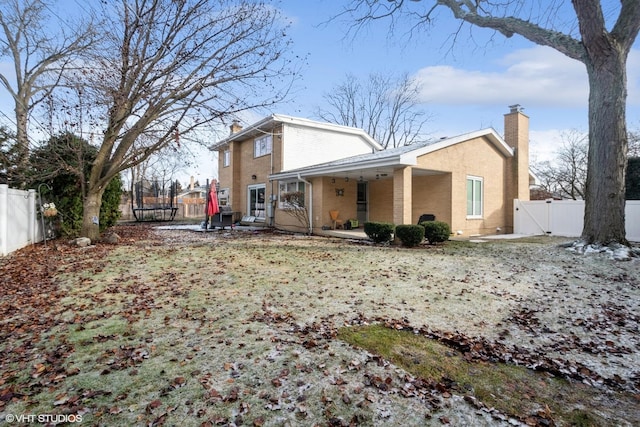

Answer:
[254,135,272,157]
[278,181,306,208]
[466,176,483,218]
[223,150,230,167]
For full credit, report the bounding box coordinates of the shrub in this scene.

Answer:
[28,133,122,237]
[395,224,425,247]
[421,221,451,244]
[363,221,395,243]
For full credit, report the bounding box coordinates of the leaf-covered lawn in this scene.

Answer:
[1,224,639,426]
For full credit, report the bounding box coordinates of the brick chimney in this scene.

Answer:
[504,105,530,232]
[504,104,530,201]
[229,120,243,135]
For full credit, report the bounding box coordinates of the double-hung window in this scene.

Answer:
[466,176,483,218]
[254,135,272,157]
[278,181,306,209]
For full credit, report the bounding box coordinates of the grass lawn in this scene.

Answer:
[1,224,639,426]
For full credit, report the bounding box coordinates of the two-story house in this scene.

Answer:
[211,105,531,236]
[210,115,383,227]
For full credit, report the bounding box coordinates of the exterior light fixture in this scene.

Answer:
[251,174,257,180]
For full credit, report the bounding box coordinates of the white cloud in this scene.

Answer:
[529,129,567,163]
[413,46,593,107]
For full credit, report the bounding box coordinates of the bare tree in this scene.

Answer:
[345,0,640,248]
[280,191,311,235]
[316,73,431,149]
[66,0,298,240]
[629,130,640,158]
[0,0,96,182]
[533,130,588,200]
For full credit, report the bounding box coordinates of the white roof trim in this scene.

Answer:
[210,114,383,151]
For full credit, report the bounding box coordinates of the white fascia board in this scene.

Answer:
[529,169,541,186]
[399,128,514,163]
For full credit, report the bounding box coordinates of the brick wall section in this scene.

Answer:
[412,173,452,225]
[416,137,508,235]
[368,179,394,222]
[320,178,358,226]
[217,124,283,218]
[393,167,413,225]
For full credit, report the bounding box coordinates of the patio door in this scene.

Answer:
[248,184,266,221]
[356,181,368,225]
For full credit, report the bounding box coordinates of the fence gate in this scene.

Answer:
[514,199,640,242]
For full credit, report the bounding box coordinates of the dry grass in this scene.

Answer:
[1,225,639,426]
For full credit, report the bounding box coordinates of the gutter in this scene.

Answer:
[297,173,312,235]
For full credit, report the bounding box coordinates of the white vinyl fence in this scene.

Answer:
[0,184,44,256]
[514,199,640,242]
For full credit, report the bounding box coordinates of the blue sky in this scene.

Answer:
[2,0,639,183]
[275,0,640,164]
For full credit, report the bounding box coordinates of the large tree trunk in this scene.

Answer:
[81,188,105,242]
[15,102,29,185]
[582,53,629,246]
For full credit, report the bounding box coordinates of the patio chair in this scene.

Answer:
[329,210,343,229]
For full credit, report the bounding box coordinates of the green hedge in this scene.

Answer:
[363,221,395,243]
[395,224,425,247]
[421,221,451,244]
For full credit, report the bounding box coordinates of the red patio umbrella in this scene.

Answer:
[207,180,220,216]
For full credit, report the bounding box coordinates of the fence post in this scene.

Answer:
[28,189,38,244]
[0,184,7,256]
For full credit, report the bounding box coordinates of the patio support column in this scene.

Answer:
[393,167,412,225]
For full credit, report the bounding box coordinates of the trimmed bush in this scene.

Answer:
[421,220,451,244]
[363,221,395,243]
[395,224,425,247]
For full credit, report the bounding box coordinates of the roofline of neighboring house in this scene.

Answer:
[209,114,383,152]
[269,128,515,181]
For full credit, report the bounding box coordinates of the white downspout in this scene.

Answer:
[297,173,312,235]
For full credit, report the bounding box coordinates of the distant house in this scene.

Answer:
[177,176,207,204]
[211,106,532,236]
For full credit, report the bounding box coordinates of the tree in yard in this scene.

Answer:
[316,72,431,149]
[532,130,588,200]
[68,0,297,240]
[629,130,640,158]
[0,0,97,184]
[27,132,122,236]
[0,126,17,184]
[345,1,640,248]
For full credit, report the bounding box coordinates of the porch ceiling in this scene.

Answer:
[327,166,446,182]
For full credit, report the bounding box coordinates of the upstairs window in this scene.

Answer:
[223,150,230,167]
[254,135,272,157]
